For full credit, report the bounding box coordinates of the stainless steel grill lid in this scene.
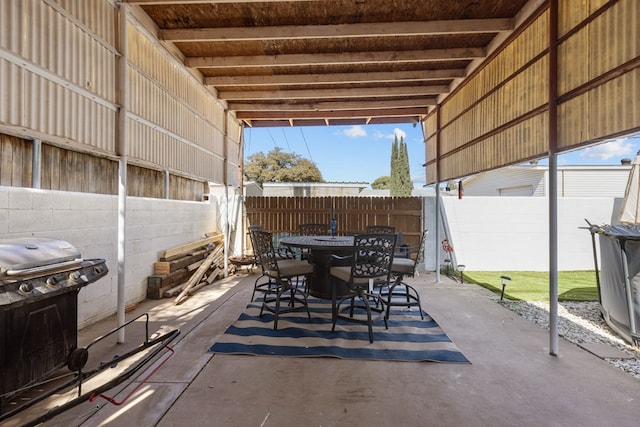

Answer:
[0,237,82,281]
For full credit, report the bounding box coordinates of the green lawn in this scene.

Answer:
[462,271,598,302]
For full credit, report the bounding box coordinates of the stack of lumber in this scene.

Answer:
[146,233,225,305]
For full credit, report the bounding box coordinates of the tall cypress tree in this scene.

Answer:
[390,135,400,195]
[390,135,413,196]
[398,137,414,196]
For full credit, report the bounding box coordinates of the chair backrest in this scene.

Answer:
[349,233,397,282]
[366,225,396,234]
[299,223,329,236]
[251,229,280,276]
[410,230,429,276]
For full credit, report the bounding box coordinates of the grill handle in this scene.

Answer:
[4,259,84,278]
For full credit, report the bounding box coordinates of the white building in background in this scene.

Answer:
[461,161,632,197]
[244,181,369,197]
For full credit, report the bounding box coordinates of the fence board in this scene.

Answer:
[245,196,423,248]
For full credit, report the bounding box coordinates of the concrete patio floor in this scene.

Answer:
[32,271,640,426]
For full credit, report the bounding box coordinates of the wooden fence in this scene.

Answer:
[244,196,423,248]
[1,133,207,200]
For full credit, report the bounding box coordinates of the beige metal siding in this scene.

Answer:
[427,10,551,184]
[426,1,639,185]
[0,0,233,188]
[225,113,243,187]
[0,0,118,154]
[423,113,438,184]
[125,23,226,182]
[558,0,640,150]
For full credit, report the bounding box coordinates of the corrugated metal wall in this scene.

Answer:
[425,0,639,185]
[0,0,239,190]
[126,21,234,183]
[557,0,639,149]
[0,0,118,154]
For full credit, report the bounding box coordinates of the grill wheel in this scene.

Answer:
[66,347,89,371]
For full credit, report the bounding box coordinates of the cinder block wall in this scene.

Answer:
[0,187,219,328]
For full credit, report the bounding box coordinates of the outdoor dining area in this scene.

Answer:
[244,224,427,343]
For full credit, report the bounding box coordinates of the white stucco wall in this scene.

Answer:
[0,187,220,328]
[435,196,619,272]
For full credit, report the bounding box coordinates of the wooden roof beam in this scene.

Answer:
[245,116,421,127]
[219,85,450,100]
[236,107,429,120]
[126,0,319,4]
[205,69,465,86]
[186,48,485,68]
[160,19,514,42]
[227,98,438,111]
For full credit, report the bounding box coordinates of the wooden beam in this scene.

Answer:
[219,85,450,100]
[245,116,422,127]
[186,48,485,68]
[205,69,465,86]
[236,107,429,120]
[228,98,438,111]
[125,0,318,4]
[160,19,514,42]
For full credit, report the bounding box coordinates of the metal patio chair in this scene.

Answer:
[329,233,396,343]
[252,230,313,330]
[379,230,428,320]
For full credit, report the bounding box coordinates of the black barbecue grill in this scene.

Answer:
[0,237,108,413]
[0,237,181,426]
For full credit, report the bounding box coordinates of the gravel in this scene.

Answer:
[499,300,640,379]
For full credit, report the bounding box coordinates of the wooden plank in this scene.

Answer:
[187,267,222,295]
[148,281,180,299]
[173,245,223,305]
[162,283,186,298]
[147,269,190,290]
[162,234,224,259]
[153,262,171,275]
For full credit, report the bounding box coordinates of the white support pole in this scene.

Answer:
[548,0,559,356]
[549,152,559,355]
[32,138,41,189]
[223,112,229,277]
[164,169,170,199]
[116,3,129,344]
[435,184,441,283]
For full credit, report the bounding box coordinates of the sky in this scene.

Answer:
[243,124,640,188]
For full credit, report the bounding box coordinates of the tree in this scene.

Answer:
[389,135,413,196]
[244,147,324,185]
[371,176,390,189]
[397,137,414,196]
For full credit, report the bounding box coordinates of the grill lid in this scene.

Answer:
[0,237,81,277]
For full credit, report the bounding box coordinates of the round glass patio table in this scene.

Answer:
[279,235,354,299]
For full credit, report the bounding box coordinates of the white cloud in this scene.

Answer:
[374,128,408,140]
[342,125,367,138]
[579,138,633,160]
[394,128,407,140]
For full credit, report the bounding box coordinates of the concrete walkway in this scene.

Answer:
[32,272,640,426]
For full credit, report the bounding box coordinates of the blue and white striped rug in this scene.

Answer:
[209,298,470,363]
